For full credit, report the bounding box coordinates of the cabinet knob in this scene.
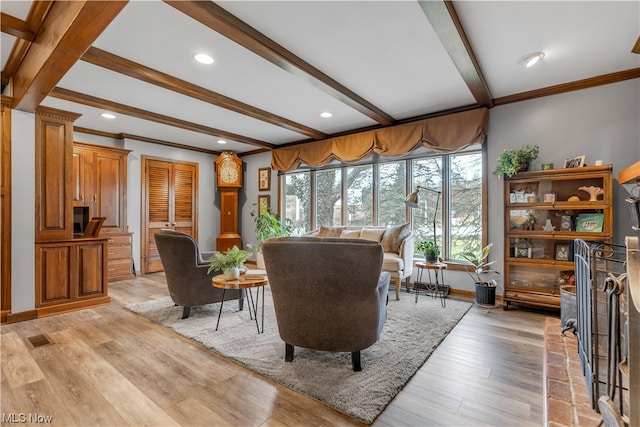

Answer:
[165,223,170,227]
[172,222,176,226]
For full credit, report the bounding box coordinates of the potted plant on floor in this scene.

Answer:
[495,144,540,178]
[461,243,500,307]
[251,208,292,269]
[417,240,440,262]
[207,245,250,280]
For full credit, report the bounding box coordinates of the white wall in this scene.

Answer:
[11,111,36,311]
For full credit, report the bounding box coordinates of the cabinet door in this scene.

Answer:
[35,112,74,241]
[95,151,124,230]
[173,163,197,235]
[77,243,105,296]
[36,245,73,305]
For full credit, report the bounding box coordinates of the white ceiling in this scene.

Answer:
[2,1,639,154]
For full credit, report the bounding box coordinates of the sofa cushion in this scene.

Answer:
[317,225,345,237]
[381,222,411,254]
[360,228,385,242]
[340,229,362,239]
[382,252,404,272]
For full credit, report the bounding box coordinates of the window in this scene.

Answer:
[280,150,484,260]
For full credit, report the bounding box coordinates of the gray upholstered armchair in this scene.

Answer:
[154,229,243,319]
[262,236,390,371]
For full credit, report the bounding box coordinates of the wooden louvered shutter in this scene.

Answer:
[142,158,198,274]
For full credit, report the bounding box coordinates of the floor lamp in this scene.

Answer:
[404,185,442,248]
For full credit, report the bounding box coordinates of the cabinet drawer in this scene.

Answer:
[108,259,133,278]
[107,235,131,246]
[107,245,131,260]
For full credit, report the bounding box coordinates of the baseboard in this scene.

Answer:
[6,309,38,324]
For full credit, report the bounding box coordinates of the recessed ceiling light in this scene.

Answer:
[194,53,214,65]
[101,113,116,119]
[517,52,545,68]
[217,140,227,144]
[320,112,333,118]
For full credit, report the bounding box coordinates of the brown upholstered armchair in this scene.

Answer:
[262,236,390,371]
[154,229,244,319]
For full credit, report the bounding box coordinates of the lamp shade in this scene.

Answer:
[404,189,420,208]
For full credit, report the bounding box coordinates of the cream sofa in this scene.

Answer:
[308,224,414,300]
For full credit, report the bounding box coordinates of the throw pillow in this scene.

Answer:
[381,223,411,253]
[317,225,345,238]
[360,227,385,242]
[339,229,361,239]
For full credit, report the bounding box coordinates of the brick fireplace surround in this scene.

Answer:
[543,317,601,426]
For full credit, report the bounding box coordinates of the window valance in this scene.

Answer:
[271,107,489,172]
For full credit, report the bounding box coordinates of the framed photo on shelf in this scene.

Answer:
[258,167,271,191]
[575,213,604,232]
[257,195,271,215]
[544,193,556,203]
[564,155,585,168]
[555,244,570,261]
[560,215,573,231]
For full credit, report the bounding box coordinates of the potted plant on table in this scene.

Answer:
[495,144,540,178]
[417,240,440,262]
[251,208,292,269]
[207,245,250,280]
[461,243,500,307]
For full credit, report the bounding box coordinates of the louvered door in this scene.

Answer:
[142,157,198,273]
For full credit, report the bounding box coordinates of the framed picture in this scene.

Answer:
[560,215,573,231]
[575,213,604,232]
[258,195,271,215]
[564,155,586,168]
[544,193,556,203]
[555,244,570,261]
[258,167,271,191]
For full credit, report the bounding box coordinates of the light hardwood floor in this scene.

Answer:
[1,273,550,426]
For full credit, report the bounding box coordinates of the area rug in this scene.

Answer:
[127,290,471,424]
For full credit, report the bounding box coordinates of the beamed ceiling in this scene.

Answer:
[1,1,639,157]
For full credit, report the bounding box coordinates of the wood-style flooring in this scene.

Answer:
[1,273,549,426]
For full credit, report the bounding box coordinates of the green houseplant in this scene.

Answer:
[417,240,440,262]
[251,208,292,268]
[495,144,540,178]
[207,245,250,280]
[460,243,500,306]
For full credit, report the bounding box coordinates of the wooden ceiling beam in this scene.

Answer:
[12,1,128,112]
[50,87,275,150]
[81,47,326,140]
[493,68,640,106]
[1,13,35,41]
[164,0,395,126]
[418,0,493,107]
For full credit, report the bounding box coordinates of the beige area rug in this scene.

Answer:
[127,288,471,424]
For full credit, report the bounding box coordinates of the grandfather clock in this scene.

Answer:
[215,152,243,252]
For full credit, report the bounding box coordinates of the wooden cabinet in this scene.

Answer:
[73,142,130,232]
[216,189,242,252]
[35,239,109,316]
[503,165,613,310]
[73,143,133,281]
[106,232,134,281]
[35,107,80,241]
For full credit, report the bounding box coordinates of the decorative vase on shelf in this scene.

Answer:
[543,219,555,232]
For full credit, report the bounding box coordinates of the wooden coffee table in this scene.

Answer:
[211,271,268,333]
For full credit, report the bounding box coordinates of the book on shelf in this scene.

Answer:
[575,213,604,232]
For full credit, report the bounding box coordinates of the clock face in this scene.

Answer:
[220,160,239,184]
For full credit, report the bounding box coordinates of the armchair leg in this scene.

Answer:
[352,351,362,372]
[285,343,294,362]
[181,306,191,319]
